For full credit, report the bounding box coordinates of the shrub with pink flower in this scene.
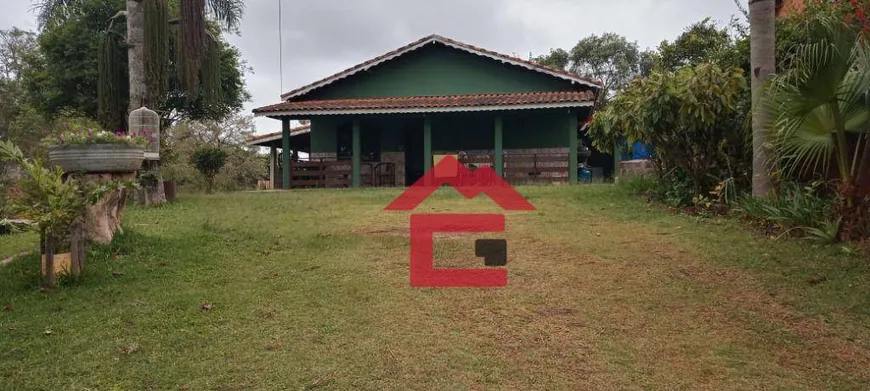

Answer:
[43,123,148,148]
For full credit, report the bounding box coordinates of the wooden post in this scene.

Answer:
[70,218,86,276]
[282,117,291,190]
[494,115,504,177]
[568,110,579,184]
[423,117,432,182]
[613,141,622,184]
[43,234,55,288]
[352,120,361,187]
[269,146,277,190]
[70,220,81,276]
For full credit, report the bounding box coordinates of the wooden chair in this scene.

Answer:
[373,162,396,187]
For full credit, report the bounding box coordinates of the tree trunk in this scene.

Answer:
[128,0,166,205]
[127,0,146,112]
[81,172,136,244]
[750,0,776,197]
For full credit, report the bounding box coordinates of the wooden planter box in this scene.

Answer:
[41,253,71,277]
[49,144,144,173]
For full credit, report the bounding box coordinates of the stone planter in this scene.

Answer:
[49,144,144,173]
[48,144,143,244]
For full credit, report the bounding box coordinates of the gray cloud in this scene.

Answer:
[2,0,743,133]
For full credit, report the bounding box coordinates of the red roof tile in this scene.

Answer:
[279,34,602,101]
[254,91,595,115]
[246,124,310,143]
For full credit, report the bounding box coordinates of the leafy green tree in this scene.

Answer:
[590,63,748,199]
[0,28,37,79]
[532,48,570,70]
[192,146,227,193]
[164,115,264,192]
[533,33,641,108]
[26,0,249,130]
[567,33,641,107]
[0,28,43,155]
[657,18,737,71]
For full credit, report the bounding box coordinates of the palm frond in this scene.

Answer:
[206,0,244,32]
[763,15,869,182]
[31,0,82,28]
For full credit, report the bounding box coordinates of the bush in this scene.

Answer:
[733,182,838,242]
[621,175,657,196]
[192,147,228,193]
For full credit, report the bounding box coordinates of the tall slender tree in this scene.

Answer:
[749,0,776,197]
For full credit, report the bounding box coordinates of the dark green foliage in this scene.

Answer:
[622,171,695,208]
[143,0,170,106]
[192,146,227,193]
[734,182,838,241]
[590,63,748,199]
[532,48,570,70]
[200,35,222,106]
[163,37,249,122]
[24,0,126,120]
[657,18,741,71]
[30,0,247,131]
[97,30,128,132]
[178,0,206,95]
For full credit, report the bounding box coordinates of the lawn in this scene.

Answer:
[1,185,869,390]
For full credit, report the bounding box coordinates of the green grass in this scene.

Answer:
[1,185,868,390]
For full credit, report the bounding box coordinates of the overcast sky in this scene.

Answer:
[1,0,742,135]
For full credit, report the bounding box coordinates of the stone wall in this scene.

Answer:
[619,159,656,178]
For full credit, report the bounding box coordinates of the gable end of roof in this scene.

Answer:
[279,35,602,101]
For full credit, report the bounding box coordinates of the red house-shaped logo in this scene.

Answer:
[386,156,534,287]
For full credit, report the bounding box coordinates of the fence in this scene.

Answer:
[459,153,570,185]
[288,159,354,189]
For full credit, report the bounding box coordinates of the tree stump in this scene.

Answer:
[79,172,136,244]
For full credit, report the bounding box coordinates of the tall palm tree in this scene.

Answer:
[766,17,870,240]
[749,0,776,197]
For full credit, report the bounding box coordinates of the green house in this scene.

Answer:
[251,34,600,189]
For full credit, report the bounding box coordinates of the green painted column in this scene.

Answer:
[423,117,432,174]
[568,111,579,184]
[613,141,622,184]
[352,119,361,187]
[494,115,504,176]
[282,117,291,190]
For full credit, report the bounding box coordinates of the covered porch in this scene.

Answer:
[252,92,595,190]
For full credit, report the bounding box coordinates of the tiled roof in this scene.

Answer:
[246,124,310,146]
[254,91,595,116]
[279,34,602,101]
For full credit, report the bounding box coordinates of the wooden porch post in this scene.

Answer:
[568,110,578,184]
[352,119,361,187]
[282,117,291,190]
[613,142,622,184]
[494,115,504,176]
[423,117,432,183]
[269,146,277,189]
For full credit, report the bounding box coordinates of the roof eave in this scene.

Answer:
[253,101,593,118]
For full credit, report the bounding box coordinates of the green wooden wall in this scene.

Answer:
[309,110,584,155]
[299,44,578,101]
